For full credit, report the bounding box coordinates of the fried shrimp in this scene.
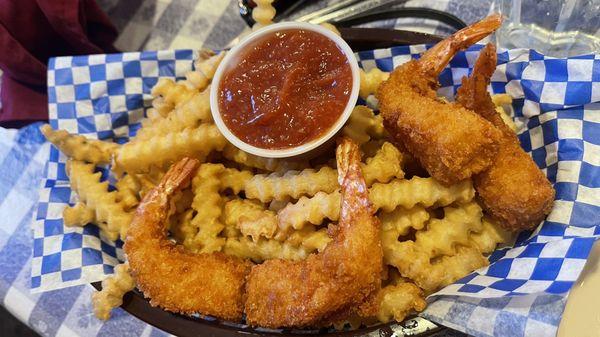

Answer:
[456,43,555,231]
[124,158,252,320]
[244,138,383,328]
[377,14,503,185]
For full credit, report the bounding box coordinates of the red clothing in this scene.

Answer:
[0,0,118,127]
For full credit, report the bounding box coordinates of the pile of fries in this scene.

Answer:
[42,48,513,326]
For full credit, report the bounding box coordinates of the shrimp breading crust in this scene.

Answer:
[377,15,503,185]
[456,44,555,231]
[124,158,252,320]
[244,138,383,328]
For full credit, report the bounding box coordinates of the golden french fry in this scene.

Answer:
[278,177,474,231]
[66,160,133,241]
[92,263,135,320]
[114,174,141,210]
[223,231,329,263]
[149,98,172,119]
[415,202,483,257]
[365,280,427,324]
[342,105,387,145]
[362,142,404,185]
[252,0,275,30]
[219,167,254,194]
[41,125,118,165]
[63,202,96,227]
[223,199,278,241]
[245,142,403,202]
[382,203,488,293]
[245,167,338,203]
[185,51,225,90]
[222,144,306,172]
[134,89,212,141]
[359,68,389,99]
[177,164,253,252]
[491,93,513,106]
[151,78,197,107]
[491,93,517,132]
[115,124,227,174]
[369,177,474,212]
[470,215,513,254]
[320,22,341,36]
[185,164,225,253]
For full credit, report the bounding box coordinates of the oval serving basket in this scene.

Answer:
[93,28,446,337]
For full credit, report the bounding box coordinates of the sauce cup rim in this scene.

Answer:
[210,21,360,159]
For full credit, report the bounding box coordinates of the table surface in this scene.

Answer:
[0,1,493,336]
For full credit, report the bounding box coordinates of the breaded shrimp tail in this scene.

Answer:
[456,43,555,231]
[244,138,383,328]
[377,14,503,185]
[124,158,252,321]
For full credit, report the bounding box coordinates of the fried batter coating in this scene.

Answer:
[377,15,503,185]
[244,138,383,328]
[456,43,555,231]
[124,158,252,321]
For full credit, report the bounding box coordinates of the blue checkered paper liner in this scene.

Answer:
[33,45,600,336]
[32,50,196,291]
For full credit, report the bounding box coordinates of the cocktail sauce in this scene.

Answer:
[218,29,352,149]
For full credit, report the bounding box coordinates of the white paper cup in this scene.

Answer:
[210,22,360,159]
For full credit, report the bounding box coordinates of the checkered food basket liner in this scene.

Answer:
[33,46,600,337]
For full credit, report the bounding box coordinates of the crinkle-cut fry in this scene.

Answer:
[66,160,133,241]
[185,51,225,90]
[222,144,306,172]
[386,241,488,293]
[63,202,96,227]
[224,232,328,262]
[41,125,118,165]
[381,204,488,292]
[268,198,291,212]
[185,164,225,253]
[245,166,337,203]
[359,68,389,99]
[170,208,195,243]
[92,262,135,320]
[278,177,474,230]
[361,280,427,324]
[320,22,340,36]
[380,206,430,238]
[370,177,474,212]
[219,167,253,194]
[115,124,227,174]
[278,191,340,231]
[283,225,331,251]
[135,168,165,198]
[470,215,513,254]
[134,89,212,142]
[150,97,173,119]
[415,202,483,257]
[114,174,140,210]
[151,78,197,107]
[245,142,403,203]
[179,164,252,252]
[194,50,224,79]
[491,93,517,132]
[252,0,275,30]
[342,105,387,145]
[362,142,404,185]
[222,199,278,241]
[491,93,513,107]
